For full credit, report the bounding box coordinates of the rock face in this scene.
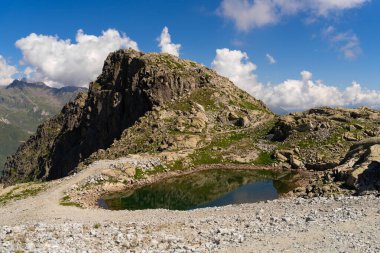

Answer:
[270,107,380,171]
[2,49,272,183]
[335,138,380,193]
[269,108,380,196]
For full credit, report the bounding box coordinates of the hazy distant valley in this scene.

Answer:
[0,79,86,169]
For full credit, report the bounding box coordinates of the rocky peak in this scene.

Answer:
[7,79,49,90]
[3,49,271,183]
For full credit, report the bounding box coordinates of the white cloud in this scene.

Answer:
[158,26,181,57]
[313,0,370,16]
[212,48,262,95]
[219,0,369,31]
[219,0,279,30]
[0,55,18,86]
[23,66,33,77]
[266,53,276,64]
[15,29,138,87]
[322,26,361,59]
[212,48,380,111]
[301,70,312,81]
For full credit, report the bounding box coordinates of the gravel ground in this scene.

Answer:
[0,159,379,252]
[0,195,379,252]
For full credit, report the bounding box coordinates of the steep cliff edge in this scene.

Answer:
[2,49,272,183]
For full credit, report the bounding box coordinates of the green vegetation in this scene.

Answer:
[93,223,101,229]
[59,195,82,208]
[190,149,224,165]
[146,164,167,175]
[158,54,186,71]
[91,82,102,91]
[169,99,192,112]
[0,183,45,205]
[168,87,218,112]
[169,160,184,170]
[210,132,245,148]
[134,168,145,179]
[239,100,263,111]
[253,152,275,165]
[189,88,217,111]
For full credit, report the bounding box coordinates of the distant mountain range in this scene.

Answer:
[267,105,289,115]
[0,79,86,170]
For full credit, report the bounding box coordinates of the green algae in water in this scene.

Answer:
[99,169,298,211]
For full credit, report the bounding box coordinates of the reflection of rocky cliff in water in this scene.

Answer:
[103,169,298,210]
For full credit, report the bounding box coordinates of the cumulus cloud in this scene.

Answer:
[212,48,261,94]
[266,53,276,64]
[158,26,181,57]
[15,29,138,87]
[212,48,380,111]
[0,55,18,86]
[322,26,362,59]
[218,0,369,31]
[314,0,370,16]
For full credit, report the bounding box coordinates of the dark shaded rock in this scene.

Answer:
[235,117,250,127]
[305,162,339,171]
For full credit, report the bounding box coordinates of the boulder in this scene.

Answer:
[343,132,358,141]
[235,117,250,127]
[289,155,304,169]
[341,142,380,193]
[228,111,239,121]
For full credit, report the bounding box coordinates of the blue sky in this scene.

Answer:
[0,0,379,110]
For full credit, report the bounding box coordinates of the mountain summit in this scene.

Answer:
[3,49,272,183]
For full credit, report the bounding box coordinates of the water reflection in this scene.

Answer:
[100,169,298,210]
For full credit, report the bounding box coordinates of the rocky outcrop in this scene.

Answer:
[270,107,380,171]
[335,138,380,194]
[3,49,272,184]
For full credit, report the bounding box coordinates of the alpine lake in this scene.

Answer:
[98,169,300,211]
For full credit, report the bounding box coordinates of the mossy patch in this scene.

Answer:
[253,152,275,165]
[59,195,82,208]
[239,100,262,111]
[211,132,246,148]
[189,88,217,111]
[0,183,46,205]
[190,149,224,165]
[91,82,102,91]
[134,168,145,179]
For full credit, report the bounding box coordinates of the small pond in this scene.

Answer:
[98,169,299,211]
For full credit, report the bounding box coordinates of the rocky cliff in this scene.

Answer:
[2,49,272,183]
